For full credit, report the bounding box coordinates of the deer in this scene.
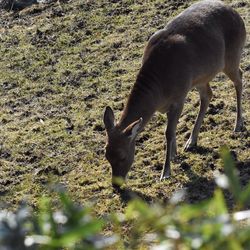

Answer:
[103,0,246,187]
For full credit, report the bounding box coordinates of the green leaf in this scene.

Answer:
[125,199,151,219]
[220,146,241,203]
[49,221,103,247]
[210,189,228,215]
[239,183,250,207]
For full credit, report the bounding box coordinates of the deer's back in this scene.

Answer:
[141,0,246,93]
[166,0,245,54]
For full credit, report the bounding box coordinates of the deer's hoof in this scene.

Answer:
[234,119,245,132]
[184,139,197,152]
[234,124,245,132]
[160,173,171,181]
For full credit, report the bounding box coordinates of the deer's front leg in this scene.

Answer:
[161,102,184,181]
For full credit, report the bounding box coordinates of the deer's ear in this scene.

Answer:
[124,118,143,140]
[103,106,115,132]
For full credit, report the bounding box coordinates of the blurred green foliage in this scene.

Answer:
[1,147,250,249]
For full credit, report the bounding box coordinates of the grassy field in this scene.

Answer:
[0,0,249,217]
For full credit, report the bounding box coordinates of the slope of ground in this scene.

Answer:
[0,0,249,215]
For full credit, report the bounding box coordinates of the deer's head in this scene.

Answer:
[103,106,143,187]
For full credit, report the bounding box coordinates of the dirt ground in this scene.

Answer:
[0,0,249,214]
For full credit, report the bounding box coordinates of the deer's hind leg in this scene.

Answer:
[223,67,244,132]
[184,83,213,151]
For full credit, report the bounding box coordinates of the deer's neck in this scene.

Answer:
[117,77,158,131]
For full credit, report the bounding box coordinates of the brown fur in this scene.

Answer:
[104,0,246,185]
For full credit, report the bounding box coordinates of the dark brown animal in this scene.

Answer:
[103,0,246,186]
[0,0,37,10]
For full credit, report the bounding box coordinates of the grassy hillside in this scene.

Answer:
[0,0,249,216]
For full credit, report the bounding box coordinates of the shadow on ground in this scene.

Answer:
[115,155,250,209]
[184,170,216,203]
[114,187,156,204]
